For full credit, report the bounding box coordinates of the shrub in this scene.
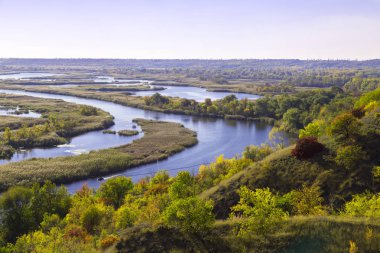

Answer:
[231,187,288,236]
[79,105,98,116]
[162,197,214,232]
[100,234,120,249]
[291,137,324,160]
[335,145,367,170]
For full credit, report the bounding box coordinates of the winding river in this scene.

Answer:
[0,89,272,193]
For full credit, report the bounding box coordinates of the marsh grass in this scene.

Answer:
[0,119,197,190]
[0,94,114,158]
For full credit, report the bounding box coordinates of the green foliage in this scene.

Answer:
[168,171,196,200]
[335,145,367,170]
[97,176,133,209]
[299,120,324,138]
[162,197,215,232]
[329,113,362,142]
[30,181,71,223]
[144,93,170,106]
[80,205,103,234]
[114,204,139,229]
[343,193,380,218]
[243,144,274,162]
[0,187,35,242]
[355,88,380,108]
[287,184,326,215]
[197,155,252,189]
[231,186,288,236]
[79,105,98,116]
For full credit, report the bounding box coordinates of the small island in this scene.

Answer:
[118,129,139,136]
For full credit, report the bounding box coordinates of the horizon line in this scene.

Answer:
[1,57,380,61]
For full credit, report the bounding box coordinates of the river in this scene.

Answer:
[0,89,272,193]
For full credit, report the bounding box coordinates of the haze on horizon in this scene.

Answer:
[0,0,379,60]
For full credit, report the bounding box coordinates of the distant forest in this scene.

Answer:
[1,58,380,69]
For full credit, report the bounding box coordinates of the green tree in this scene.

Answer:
[168,171,196,199]
[0,186,35,242]
[162,197,214,232]
[243,144,273,162]
[299,120,323,139]
[97,177,133,209]
[289,184,326,215]
[30,181,71,223]
[343,193,380,218]
[80,205,103,234]
[231,187,288,236]
[329,113,362,142]
[113,204,139,229]
[335,145,367,170]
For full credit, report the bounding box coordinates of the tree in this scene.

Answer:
[80,205,103,234]
[162,197,214,232]
[329,113,362,142]
[0,186,35,242]
[291,137,324,160]
[30,181,71,223]
[168,171,196,200]
[335,145,367,170]
[2,127,11,144]
[282,108,301,130]
[299,120,323,139]
[113,204,139,229]
[343,193,380,218]
[97,177,133,209]
[269,126,287,149]
[289,184,326,215]
[243,144,273,162]
[231,187,288,236]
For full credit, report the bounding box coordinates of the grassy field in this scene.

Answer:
[0,119,197,190]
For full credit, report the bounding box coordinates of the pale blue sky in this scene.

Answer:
[0,0,379,59]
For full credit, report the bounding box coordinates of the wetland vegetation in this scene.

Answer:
[0,94,114,159]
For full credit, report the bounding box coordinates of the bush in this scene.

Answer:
[100,234,120,249]
[79,105,98,116]
[162,197,214,232]
[291,137,324,159]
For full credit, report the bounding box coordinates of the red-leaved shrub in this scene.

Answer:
[291,137,324,160]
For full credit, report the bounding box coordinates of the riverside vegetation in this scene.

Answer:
[0,83,379,252]
[0,119,197,191]
[0,94,114,159]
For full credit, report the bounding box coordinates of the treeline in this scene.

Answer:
[2,58,380,69]
[144,88,344,133]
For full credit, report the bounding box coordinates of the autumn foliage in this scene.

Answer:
[291,137,324,159]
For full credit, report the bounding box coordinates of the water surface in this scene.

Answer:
[0,72,60,80]
[132,85,260,102]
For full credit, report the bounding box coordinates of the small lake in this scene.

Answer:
[132,85,261,102]
[0,72,60,80]
[0,89,273,193]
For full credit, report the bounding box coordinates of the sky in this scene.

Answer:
[0,0,379,59]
